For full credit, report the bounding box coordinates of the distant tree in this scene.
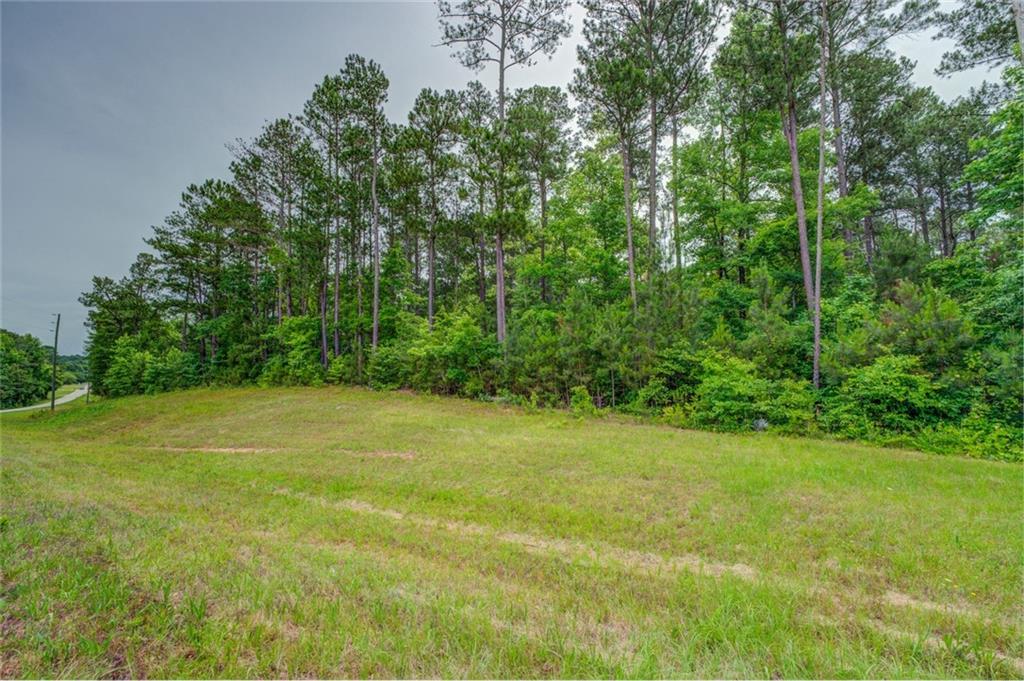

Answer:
[582,0,721,285]
[736,1,817,310]
[573,22,647,310]
[407,88,462,328]
[340,55,389,349]
[438,0,572,342]
[0,329,52,408]
[508,85,574,302]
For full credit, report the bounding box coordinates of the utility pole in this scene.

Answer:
[50,313,60,412]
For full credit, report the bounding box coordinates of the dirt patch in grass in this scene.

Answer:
[882,589,980,619]
[345,449,416,461]
[143,445,277,454]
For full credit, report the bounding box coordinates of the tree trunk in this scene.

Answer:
[937,185,950,257]
[495,42,508,344]
[647,80,657,286]
[495,231,507,342]
[621,144,638,312]
[915,179,930,248]
[813,0,827,390]
[428,232,436,330]
[782,101,815,311]
[319,279,328,369]
[371,146,381,350]
[672,118,681,271]
[540,177,548,303]
[333,218,341,358]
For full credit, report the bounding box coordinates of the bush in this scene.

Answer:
[259,316,323,386]
[761,379,816,435]
[689,354,768,432]
[142,347,201,394]
[368,342,412,391]
[104,336,152,397]
[823,355,939,438]
[569,385,597,417]
[408,306,498,397]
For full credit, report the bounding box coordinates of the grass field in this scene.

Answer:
[1,386,1021,678]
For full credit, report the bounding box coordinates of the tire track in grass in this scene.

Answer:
[263,483,1024,675]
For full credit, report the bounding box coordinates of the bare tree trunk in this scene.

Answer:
[495,231,507,342]
[915,180,930,248]
[495,43,508,344]
[813,0,827,390]
[371,147,381,350]
[333,218,341,358]
[937,185,950,257]
[428,233,436,330]
[647,80,657,287]
[672,118,681,271]
[539,177,548,303]
[621,145,638,312]
[319,279,328,369]
[783,101,815,311]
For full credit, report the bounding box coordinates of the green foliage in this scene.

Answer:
[72,27,1021,461]
[0,330,53,408]
[142,348,201,394]
[104,336,152,398]
[416,308,497,397]
[688,353,767,432]
[874,280,976,372]
[368,342,413,391]
[823,355,940,439]
[259,317,324,387]
[569,385,597,417]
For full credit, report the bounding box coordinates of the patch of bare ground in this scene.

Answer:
[143,445,277,453]
[344,449,416,461]
[881,589,982,620]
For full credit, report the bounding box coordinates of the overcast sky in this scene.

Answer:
[1,1,994,353]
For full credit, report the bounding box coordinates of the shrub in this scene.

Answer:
[368,343,412,391]
[627,378,672,414]
[569,385,597,417]
[760,379,816,435]
[104,336,151,397]
[408,306,497,397]
[142,347,200,394]
[689,354,768,432]
[259,316,323,386]
[823,355,939,438]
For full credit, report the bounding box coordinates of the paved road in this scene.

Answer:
[1,385,90,414]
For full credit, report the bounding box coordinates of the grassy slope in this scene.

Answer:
[1,386,1021,678]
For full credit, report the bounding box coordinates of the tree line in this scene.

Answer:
[80,0,1023,460]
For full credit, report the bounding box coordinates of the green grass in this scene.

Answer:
[1,386,1021,678]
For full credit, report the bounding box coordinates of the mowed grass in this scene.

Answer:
[1,386,1021,678]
